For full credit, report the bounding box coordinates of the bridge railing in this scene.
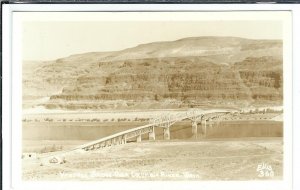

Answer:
[39,109,234,159]
[75,124,154,150]
[75,110,231,151]
[148,109,204,127]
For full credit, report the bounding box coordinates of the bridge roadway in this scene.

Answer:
[39,109,233,161]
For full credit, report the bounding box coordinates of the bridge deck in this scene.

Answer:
[38,109,232,160]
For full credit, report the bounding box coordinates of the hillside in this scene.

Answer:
[23,36,283,110]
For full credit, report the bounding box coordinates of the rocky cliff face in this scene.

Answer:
[23,37,283,110]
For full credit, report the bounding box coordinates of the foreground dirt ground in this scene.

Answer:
[22,138,283,181]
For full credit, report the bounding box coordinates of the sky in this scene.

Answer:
[23,20,283,61]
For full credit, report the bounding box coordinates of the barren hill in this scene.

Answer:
[23,36,283,110]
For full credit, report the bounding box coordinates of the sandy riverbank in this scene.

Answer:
[23,138,283,181]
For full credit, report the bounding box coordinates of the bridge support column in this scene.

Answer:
[149,126,155,141]
[106,140,112,147]
[137,131,142,143]
[122,134,127,144]
[201,120,207,137]
[117,136,122,145]
[163,126,170,140]
[100,142,105,148]
[192,121,198,139]
[90,145,95,150]
[95,143,101,149]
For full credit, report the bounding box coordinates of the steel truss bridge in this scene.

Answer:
[40,109,234,162]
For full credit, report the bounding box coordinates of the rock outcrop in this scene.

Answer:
[23,37,283,110]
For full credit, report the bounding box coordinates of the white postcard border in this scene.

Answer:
[2,4,299,190]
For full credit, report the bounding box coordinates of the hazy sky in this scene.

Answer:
[23,21,282,61]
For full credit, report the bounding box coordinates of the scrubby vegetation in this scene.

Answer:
[40,144,63,153]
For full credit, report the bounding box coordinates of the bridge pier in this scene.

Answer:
[137,131,142,142]
[201,119,207,137]
[122,134,127,144]
[95,143,101,149]
[100,142,105,148]
[192,121,198,139]
[76,111,233,152]
[117,136,122,145]
[148,126,155,141]
[163,126,170,140]
[106,140,112,147]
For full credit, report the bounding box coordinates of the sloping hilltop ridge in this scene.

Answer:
[23,37,283,110]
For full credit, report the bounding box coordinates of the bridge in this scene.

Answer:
[78,109,232,151]
[39,109,233,162]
